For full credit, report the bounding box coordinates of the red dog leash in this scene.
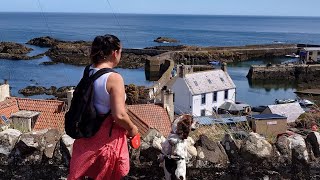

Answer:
[129,133,141,149]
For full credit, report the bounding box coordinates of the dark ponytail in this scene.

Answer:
[90,34,121,64]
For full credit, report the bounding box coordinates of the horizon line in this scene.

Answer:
[0,11,320,18]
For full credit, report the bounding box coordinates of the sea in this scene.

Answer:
[1,12,320,106]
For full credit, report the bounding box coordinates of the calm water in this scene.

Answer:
[1,13,318,105]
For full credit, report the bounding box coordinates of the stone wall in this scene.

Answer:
[247,64,320,83]
[1,128,320,179]
[123,48,168,56]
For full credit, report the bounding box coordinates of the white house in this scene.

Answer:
[172,67,236,117]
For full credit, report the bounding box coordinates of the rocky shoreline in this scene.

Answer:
[0,42,45,60]
[1,36,298,66]
[18,84,149,105]
[1,36,314,98]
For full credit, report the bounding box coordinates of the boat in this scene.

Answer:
[275,98,297,104]
[285,53,299,58]
[209,60,220,66]
[298,99,314,107]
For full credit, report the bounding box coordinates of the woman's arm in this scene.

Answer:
[107,72,138,137]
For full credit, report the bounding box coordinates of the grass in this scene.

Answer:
[188,99,320,144]
[190,110,253,142]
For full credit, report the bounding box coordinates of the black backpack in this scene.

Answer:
[65,65,117,139]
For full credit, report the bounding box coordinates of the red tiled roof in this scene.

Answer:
[0,97,66,132]
[127,110,150,137]
[15,97,65,113]
[0,98,19,124]
[33,111,66,132]
[127,104,172,137]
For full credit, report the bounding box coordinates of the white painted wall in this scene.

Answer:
[172,78,192,114]
[0,84,10,102]
[192,88,236,116]
[172,78,236,117]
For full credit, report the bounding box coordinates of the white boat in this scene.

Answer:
[298,99,314,107]
[209,60,220,66]
[275,98,297,104]
[285,53,299,58]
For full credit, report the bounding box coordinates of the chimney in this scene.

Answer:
[0,80,10,102]
[161,89,174,122]
[11,110,40,133]
[178,64,193,78]
[67,89,74,110]
[221,62,227,72]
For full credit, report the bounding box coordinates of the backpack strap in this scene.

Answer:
[87,65,118,137]
[83,65,91,78]
[90,67,118,81]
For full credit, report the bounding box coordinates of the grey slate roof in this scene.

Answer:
[184,69,236,95]
[249,114,287,120]
[262,102,305,123]
[195,115,247,125]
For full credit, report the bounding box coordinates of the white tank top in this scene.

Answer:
[89,66,112,114]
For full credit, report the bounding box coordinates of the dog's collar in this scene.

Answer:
[161,152,185,160]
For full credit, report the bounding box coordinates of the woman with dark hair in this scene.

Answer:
[68,34,139,180]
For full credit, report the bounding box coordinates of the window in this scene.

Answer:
[309,51,313,55]
[201,109,206,116]
[0,115,8,123]
[207,79,212,84]
[213,91,217,102]
[201,94,206,104]
[224,90,228,99]
[194,81,198,86]
[212,107,217,113]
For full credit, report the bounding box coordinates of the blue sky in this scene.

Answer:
[1,0,320,17]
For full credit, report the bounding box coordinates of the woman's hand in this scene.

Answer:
[127,125,139,138]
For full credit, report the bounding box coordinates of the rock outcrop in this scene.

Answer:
[0,42,45,60]
[0,42,32,54]
[27,36,63,47]
[125,84,149,105]
[195,135,229,168]
[45,41,150,68]
[18,86,74,98]
[18,84,149,104]
[154,37,179,43]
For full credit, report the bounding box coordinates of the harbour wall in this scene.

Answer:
[247,64,320,82]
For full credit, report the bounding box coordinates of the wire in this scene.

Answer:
[35,0,72,100]
[36,0,53,37]
[104,0,131,47]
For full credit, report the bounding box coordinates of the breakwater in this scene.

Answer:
[247,64,320,82]
[152,44,298,64]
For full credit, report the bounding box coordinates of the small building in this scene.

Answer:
[0,97,66,132]
[172,65,236,117]
[299,47,320,64]
[261,102,305,123]
[248,114,287,137]
[218,101,251,115]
